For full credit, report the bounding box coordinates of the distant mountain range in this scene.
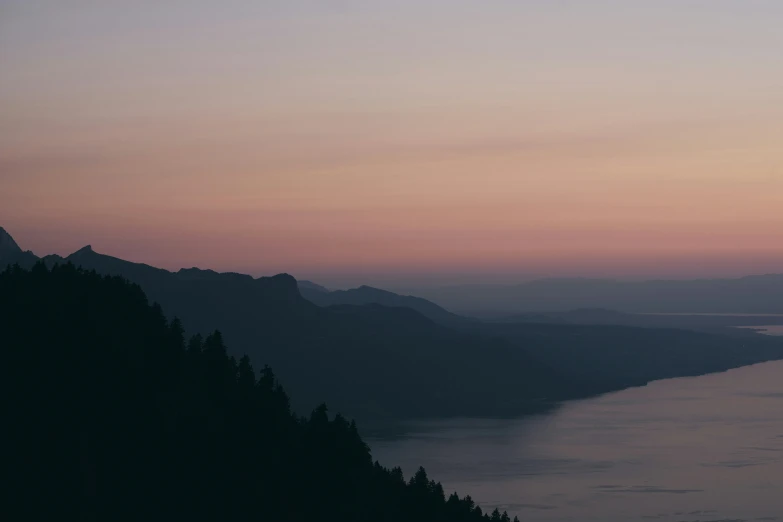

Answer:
[4,225,783,420]
[501,307,783,335]
[297,280,331,293]
[298,283,470,326]
[411,275,783,316]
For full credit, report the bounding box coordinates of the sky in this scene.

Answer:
[1,1,782,287]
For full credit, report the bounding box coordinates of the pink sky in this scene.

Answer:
[2,1,782,286]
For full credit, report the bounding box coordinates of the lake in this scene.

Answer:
[367,360,783,521]
[736,325,783,336]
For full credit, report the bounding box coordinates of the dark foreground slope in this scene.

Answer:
[2,264,518,522]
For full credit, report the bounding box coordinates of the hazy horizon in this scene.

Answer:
[3,1,783,283]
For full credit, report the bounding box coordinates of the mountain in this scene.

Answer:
[4,226,783,421]
[0,226,21,253]
[413,276,783,316]
[468,321,783,394]
[297,280,330,293]
[11,239,562,418]
[0,227,38,269]
[300,284,469,326]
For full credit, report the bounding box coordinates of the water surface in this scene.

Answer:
[367,360,783,521]
[735,325,783,336]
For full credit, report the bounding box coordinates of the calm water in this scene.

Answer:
[367,360,783,522]
[736,325,783,336]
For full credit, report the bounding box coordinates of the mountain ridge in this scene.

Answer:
[0,229,565,418]
[0,227,22,253]
[299,283,470,326]
[412,274,783,316]
[0,227,38,268]
[4,226,783,421]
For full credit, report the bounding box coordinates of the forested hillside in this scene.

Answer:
[2,263,518,522]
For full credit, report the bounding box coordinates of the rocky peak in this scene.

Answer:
[0,227,22,254]
[70,245,94,256]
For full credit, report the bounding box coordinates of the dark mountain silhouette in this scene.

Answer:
[414,276,783,316]
[4,263,520,522]
[4,226,783,421]
[0,227,38,269]
[0,226,21,252]
[7,239,561,418]
[300,284,470,326]
[298,279,330,293]
[469,321,783,394]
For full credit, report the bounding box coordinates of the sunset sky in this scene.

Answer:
[2,1,782,287]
